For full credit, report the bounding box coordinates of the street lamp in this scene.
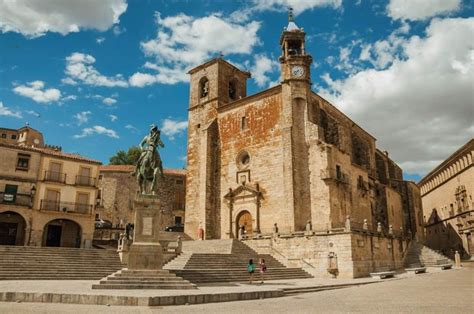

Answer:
[30,185,36,196]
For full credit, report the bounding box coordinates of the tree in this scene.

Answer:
[109,146,141,165]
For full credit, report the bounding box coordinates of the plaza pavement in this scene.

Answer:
[0,267,470,312]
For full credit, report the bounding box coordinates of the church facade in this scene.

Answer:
[184,15,421,276]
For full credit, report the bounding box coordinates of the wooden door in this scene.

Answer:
[76,193,89,213]
[45,190,60,211]
[49,162,62,181]
[79,167,91,185]
[237,211,253,237]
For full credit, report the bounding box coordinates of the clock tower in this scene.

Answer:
[279,8,312,83]
[278,8,314,232]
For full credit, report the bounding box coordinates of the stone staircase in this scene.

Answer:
[0,245,122,280]
[164,239,312,284]
[92,269,196,289]
[404,241,454,268]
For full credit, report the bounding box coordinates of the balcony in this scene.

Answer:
[75,175,97,187]
[43,171,67,184]
[321,168,350,184]
[40,199,92,214]
[0,192,32,207]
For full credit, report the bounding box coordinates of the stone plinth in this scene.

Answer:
[128,195,164,270]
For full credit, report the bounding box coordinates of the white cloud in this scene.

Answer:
[129,12,260,86]
[251,0,342,15]
[387,0,461,21]
[231,0,341,21]
[109,114,118,122]
[26,110,40,117]
[0,101,22,118]
[103,97,117,105]
[319,17,474,176]
[13,80,61,103]
[74,111,91,125]
[96,37,105,44]
[74,125,119,139]
[125,124,138,133]
[161,118,188,140]
[63,95,77,101]
[251,54,280,87]
[0,0,127,38]
[64,52,128,87]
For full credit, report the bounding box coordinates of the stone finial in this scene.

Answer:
[454,250,461,268]
[288,7,294,22]
[389,225,394,235]
[377,222,382,233]
[345,215,351,232]
[363,219,368,231]
[176,236,182,254]
[305,220,312,232]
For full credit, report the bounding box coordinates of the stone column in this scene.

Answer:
[127,195,164,270]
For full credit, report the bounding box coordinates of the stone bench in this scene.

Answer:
[405,267,427,274]
[436,260,453,270]
[369,269,395,279]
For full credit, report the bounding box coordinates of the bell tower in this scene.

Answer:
[279,7,312,83]
[279,8,313,232]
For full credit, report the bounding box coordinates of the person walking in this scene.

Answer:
[247,259,255,284]
[259,258,267,284]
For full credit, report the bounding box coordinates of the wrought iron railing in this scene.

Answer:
[75,175,96,187]
[40,199,92,214]
[43,171,67,184]
[0,192,32,207]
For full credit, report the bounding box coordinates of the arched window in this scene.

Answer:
[229,78,238,100]
[199,77,209,98]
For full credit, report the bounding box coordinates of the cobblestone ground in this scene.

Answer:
[0,268,472,313]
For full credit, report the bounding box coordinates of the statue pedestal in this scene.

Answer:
[128,195,164,270]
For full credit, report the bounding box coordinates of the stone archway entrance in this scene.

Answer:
[43,219,81,248]
[237,211,253,238]
[0,211,26,245]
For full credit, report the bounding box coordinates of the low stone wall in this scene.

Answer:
[244,231,409,278]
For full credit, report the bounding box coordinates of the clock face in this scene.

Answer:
[291,65,305,78]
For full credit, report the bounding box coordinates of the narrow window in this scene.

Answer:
[336,165,342,180]
[241,116,248,130]
[229,79,238,100]
[199,77,209,98]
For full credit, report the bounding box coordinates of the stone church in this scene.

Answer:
[184,13,421,249]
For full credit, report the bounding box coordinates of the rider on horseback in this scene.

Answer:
[135,124,164,194]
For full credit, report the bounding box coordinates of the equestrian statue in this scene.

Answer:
[135,124,164,194]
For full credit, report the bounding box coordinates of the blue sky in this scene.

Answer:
[0,0,473,182]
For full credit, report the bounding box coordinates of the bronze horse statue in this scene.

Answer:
[135,124,164,194]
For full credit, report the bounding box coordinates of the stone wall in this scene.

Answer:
[245,231,409,278]
[97,166,186,232]
[419,140,473,257]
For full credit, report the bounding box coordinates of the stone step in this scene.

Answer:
[112,274,178,279]
[99,279,191,284]
[92,283,196,289]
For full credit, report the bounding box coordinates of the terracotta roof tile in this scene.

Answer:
[0,142,101,164]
